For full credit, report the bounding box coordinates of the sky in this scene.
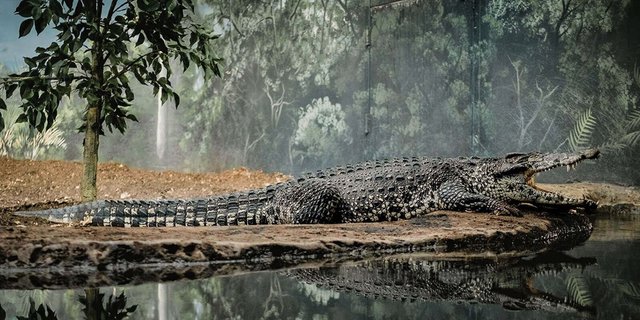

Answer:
[0,0,56,71]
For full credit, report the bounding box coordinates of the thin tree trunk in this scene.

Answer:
[82,1,103,202]
[83,288,100,320]
[82,104,100,201]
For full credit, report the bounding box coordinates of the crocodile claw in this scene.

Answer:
[494,205,523,217]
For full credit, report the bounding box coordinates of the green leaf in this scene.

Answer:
[16,113,28,123]
[137,0,160,12]
[49,0,63,16]
[179,52,190,71]
[35,15,49,34]
[125,114,138,122]
[24,57,36,68]
[161,89,169,104]
[20,86,34,100]
[173,92,180,107]
[135,34,145,46]
[6,83,18,98]
[152,60,161,74]
[19,19,34,37]
[0,112,4,132]
[36,111,46,132]
[15,1,33,17]
[132,68,146,84]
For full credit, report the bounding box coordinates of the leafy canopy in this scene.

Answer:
[0,0,221,133]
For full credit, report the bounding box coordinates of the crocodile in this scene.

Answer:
[287,251,597,314]
[16,149,600,227]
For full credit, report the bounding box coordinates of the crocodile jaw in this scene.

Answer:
[524,148,600,189]
[492,149,600,209]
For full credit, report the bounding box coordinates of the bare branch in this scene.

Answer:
[0,75,87,84]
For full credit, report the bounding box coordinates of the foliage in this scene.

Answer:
[567,109,596,152]
[0,0,221,134]
[0,104,66,160]
[565,275,593,308]
[2,0,638,183]
[169,0,364,172]
[15,299,57,320]
[0,0,223,200]
[360,1,479,158]
[298,282,340,306]
[292,97,351,168]
[79,291,137,320]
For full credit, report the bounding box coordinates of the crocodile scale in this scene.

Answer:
[16,149,600,227]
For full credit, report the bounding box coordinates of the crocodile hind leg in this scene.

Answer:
[265,178,349,224]
[437,181,521,216]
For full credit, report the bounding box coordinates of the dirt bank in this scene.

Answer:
[0,157,638,289]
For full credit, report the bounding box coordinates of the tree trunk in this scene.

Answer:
[81,104,100,201]
[83,0,103,203]
[83,288,101,320]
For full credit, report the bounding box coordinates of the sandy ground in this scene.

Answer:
[0,157,638,289]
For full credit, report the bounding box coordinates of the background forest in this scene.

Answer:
[1,0,639,184]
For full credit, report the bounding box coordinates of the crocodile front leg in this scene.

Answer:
[265,178,348,224]
[437,181,521,216]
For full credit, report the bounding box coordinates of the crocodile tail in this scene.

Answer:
[15,184,283,227]
[14,200,109,224]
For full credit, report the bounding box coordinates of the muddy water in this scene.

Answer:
[1,214,639,320]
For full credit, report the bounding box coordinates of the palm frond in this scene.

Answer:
[0,106,67,160]
[568,108,597,151]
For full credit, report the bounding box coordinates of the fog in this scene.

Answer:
[1,0,639,184]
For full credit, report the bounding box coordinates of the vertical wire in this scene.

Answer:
[365,0,373,159]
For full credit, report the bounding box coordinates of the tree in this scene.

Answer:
[0,0,221,201]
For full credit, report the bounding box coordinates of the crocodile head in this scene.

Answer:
[484,148,600,210]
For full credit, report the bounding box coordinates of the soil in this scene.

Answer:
[0,156,290,226]
[1,156,639,289]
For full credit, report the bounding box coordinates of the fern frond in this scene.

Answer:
[634,63,640,89]
[620,131,640,147]
[625,110,640,131]
[599,142,628,154]
[566,275,594,307]
[569,108,597,151]
[619,282,640,300]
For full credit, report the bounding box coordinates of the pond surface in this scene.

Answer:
[1,214,639,320]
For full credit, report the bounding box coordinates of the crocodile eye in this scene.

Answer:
[505,152,526,160]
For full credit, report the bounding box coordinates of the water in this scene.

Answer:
[1,214,639,320]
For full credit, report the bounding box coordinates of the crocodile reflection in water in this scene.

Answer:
[287,251,597,314]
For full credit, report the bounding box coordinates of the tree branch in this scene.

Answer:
[111,51,157,80]
[112,0,131,17]
[104,0,120,26]
[0,75,87,84]
[220,15,245,37]
[289,0,302,20]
